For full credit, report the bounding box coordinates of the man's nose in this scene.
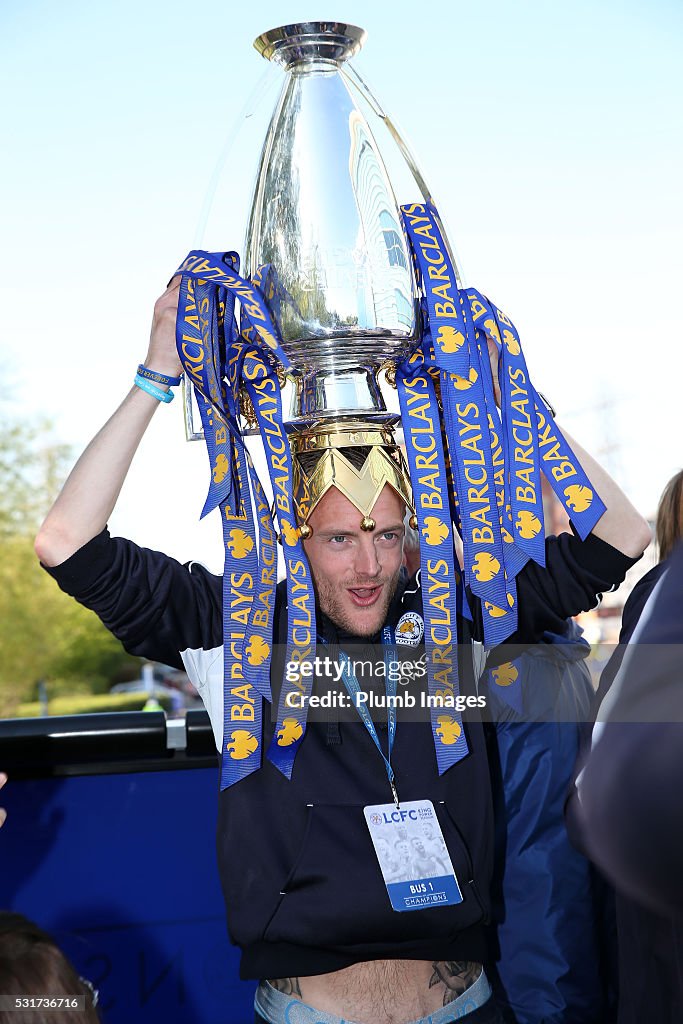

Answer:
[354,538,381,577]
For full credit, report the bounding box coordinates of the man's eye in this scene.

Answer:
[380,532,398,542]
[330,535,347,544]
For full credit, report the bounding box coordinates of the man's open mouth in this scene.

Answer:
[347,585,383,608]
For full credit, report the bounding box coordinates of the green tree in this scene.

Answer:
[0,413,138,717]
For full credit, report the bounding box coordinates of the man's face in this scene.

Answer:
[376,837,390,859]
[304,485,405,637]
[395,840,411,863]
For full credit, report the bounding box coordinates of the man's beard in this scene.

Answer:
[314,569,402,638]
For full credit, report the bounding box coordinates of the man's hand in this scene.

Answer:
[35,277,186,568]
[0,773,7,827]
[144,276,182,378]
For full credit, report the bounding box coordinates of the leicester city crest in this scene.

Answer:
[395,612,424,648]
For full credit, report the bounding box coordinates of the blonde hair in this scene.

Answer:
[656,469,683,562]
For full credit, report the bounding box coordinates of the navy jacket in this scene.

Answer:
[568,549,683,1023]
[580,541,683,914]
[484,625,611,1024]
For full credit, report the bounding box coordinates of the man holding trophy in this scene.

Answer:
[35,23,650,1024]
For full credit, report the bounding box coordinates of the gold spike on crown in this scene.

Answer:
[290,420,413,531]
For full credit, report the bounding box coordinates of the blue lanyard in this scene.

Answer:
[327,626,400,806]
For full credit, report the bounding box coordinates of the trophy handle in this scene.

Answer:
[182,377,264,441]
[182,377,205,442]
[342,65,431,202]
[343,64,465,291]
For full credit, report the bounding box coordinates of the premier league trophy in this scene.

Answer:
[173,22,604,788]
[245,22,421,532]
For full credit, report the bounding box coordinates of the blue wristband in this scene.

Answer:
[134,374,174,403]
[137,364,182,387]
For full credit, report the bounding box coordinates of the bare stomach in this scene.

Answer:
[268,959,483,1024]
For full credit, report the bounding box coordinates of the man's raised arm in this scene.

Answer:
[35,280,181,568]
[555,424,651,558]
[485,338,650,559]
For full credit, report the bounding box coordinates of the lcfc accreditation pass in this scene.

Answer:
[364,800,463,912]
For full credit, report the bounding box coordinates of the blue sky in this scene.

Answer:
[2,0,681,569]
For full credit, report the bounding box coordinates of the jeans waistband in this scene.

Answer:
[254,967,492,1024]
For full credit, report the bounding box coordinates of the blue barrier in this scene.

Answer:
[0,712,256,1023]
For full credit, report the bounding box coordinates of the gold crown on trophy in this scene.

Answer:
[290,420,414,536]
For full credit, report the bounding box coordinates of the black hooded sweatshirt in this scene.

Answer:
[45,526,635,979]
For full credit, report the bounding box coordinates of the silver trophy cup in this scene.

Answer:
[185,22,461,438]
[247,22,422,425]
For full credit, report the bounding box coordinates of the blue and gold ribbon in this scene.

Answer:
[174,251,317,788]
[175,262,263,787]
[400,203,513,646]
[241,350,317,780]
[397,354,469,773]
[399,202,606,650]
[531,388,606,537]
[172,209,606,786]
